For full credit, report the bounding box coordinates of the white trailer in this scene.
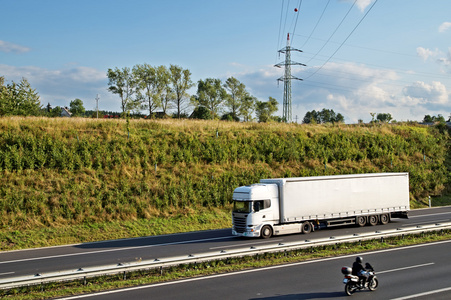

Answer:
[232,173,410,238]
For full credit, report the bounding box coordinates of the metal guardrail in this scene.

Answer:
[1,222,450,290]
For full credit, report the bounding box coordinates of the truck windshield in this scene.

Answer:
[233,201,251,213]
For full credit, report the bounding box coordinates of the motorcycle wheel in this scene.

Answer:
[345,282,357,296]
[368,277,379,291]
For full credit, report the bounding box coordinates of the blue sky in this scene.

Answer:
[1,0,450,123]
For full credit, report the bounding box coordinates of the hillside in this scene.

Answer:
[0,117,449,250]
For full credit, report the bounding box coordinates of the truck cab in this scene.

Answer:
[231,184,279,238]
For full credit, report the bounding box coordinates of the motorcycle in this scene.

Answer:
[341,263,378,296]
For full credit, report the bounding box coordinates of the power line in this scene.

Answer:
[300,0,331,49]
[304,0,379,80]
[300,51,450,81]
[296,34,418,59]
[290,0,302,44]
[304,0,357,65]
[276,0,285,63]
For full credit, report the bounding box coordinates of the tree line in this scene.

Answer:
[2,74,450,124]
[107,64,281,122]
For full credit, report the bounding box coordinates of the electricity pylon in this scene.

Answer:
[275,33,305,123]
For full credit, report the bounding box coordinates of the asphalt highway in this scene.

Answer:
[0,206,450,279]
[60,238,451,300]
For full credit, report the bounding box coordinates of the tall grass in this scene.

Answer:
[0,117,449,230]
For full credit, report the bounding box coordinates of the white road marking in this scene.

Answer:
[59,239,451,299]
[0,236,233,265]
[378,262,434,274]
[2,209,450,264]
[0,272,14,276]
[390,286,451,300]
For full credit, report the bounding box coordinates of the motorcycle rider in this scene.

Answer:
[352,256,368,287]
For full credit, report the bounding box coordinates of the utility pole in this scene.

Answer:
[275,33,305,123]
[95,94,100,119]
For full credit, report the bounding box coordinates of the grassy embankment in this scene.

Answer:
[0,117,449,250]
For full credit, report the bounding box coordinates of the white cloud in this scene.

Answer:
[235,61,406,123]
[437,47,451,67]
[438,21,451,33]
[402,81,449,107]
[0,40,31,53]
[416,47,441,61]
[340,0,374,12]
[355,0,373,12]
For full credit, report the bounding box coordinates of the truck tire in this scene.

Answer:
[356,216,366,227]
[369,215,378,226]
[380,213,390,225]
[301,221,312,234]
[261,225,273,239]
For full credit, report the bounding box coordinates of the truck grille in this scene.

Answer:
[233,215,247,233]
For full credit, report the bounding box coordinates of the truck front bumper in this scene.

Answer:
[232,228,260,237]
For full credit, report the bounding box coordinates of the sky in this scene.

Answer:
[1,0,451,123]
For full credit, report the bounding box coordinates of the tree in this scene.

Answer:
[190,106,212,120]
[256,97,278,122]
[191,78,227,119]
[169,65,194,118]
[423,115,433,123]
[69,98,85,116]
[156,65,173,115]
[221,112,240,121]
[436,114,446,123]
[303,110,319,124]
[376,113,392,123]
[133,64,159,115]
[422,114,445,123]
[240,94,256,122]
[224,77,247,121]
[50,106,63,117]
[0,77,41,116]
[302,108,344,124]
[107,67,138,114]
[161,83,175,115]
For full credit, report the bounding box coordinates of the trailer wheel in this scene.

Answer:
[301,221,312,234]
[261,225,273,239]
[356,216,366,227]
[369,215,378,226]
[380,214,390,225]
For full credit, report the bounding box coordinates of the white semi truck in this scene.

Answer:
[232,173,410,238]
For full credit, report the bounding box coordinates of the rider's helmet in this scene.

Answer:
[356,256,363,263]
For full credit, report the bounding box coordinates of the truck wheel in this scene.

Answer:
[380,214,390,225]
[369,215,378,226]
[301,221,312,234]
[261,225,273,239]
[356,216,366,227]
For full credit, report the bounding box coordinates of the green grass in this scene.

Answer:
[0,117,449,250]
[0,207,231,249]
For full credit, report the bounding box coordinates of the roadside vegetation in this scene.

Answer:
[0,117,449,251]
